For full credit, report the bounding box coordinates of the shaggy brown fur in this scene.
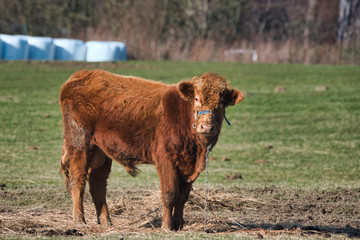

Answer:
[59,70,244,230]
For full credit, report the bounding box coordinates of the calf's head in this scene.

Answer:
[178,73,244,146]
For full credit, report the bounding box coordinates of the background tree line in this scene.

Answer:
[0,0,359,64]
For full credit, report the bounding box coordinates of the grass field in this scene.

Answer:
[0,61,359,239]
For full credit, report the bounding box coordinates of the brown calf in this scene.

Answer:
[59,70,244,230]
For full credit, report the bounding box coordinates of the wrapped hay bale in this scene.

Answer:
[26,36,55,60]
[86,41,126,62]
[0,38,2,59]
[0,34,29,60]
[54,38,86,61]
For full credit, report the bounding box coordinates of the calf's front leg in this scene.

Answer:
[173,181,192,230]
[156,160,179,230]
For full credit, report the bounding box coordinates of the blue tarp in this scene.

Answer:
[54,38,86,61]
[86,41,126,62]
[0,34,29,60]
[25,36,55,60]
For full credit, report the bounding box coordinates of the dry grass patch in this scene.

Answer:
[1,186,359,239]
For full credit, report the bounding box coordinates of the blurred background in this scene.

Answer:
[0,0,359,64]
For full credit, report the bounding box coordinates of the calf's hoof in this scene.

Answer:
[73,218,86,226]
[98,217,112,227]
[161,220,173,231]
[173,219,184,231]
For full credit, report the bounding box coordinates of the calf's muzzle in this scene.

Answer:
[197,122,215,135]
[195,111,218,136]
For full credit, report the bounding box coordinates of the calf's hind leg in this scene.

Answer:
[88,151,112,226]
[68,149,88,224]
[61,102,91,224]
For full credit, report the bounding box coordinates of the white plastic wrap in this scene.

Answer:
[86,41,127,62]
[0,35,127,62]
[26,36,55,60]
[0,34,29,60]
[54,38,86,61]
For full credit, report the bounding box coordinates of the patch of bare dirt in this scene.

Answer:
[0,186,359,239]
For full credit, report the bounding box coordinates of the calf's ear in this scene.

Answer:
[225,89,244,106]
[177,81,194,101]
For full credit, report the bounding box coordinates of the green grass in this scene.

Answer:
[0,61,359,190]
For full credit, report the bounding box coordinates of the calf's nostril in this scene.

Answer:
[198,123,214,133]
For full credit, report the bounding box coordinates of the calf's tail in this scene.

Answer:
[59,143,71,192]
